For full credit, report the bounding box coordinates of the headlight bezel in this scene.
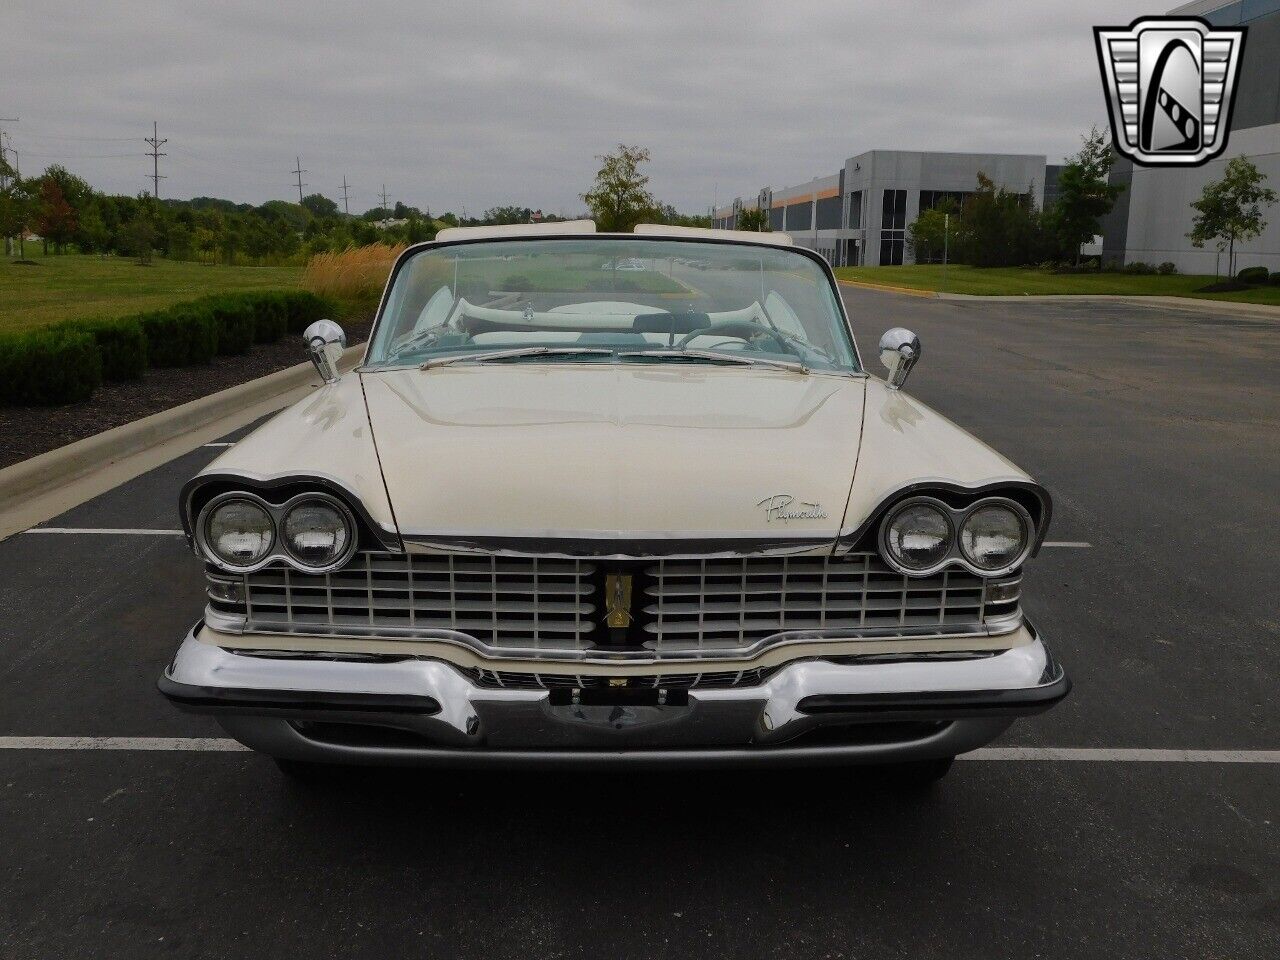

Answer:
[878,495,1033,578]
[280,494,359,571]
[195,490,359,574]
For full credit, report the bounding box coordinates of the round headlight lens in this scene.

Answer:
[883,502,953,571]
[960,504,1028,571]
[204,499,274,567]
[282,500,351,568]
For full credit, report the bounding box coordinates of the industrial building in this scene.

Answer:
[1101,0,1280,273]
[713,150,1048,266]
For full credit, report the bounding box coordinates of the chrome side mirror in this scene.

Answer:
[878,327,921,390]
[303,320,346,384]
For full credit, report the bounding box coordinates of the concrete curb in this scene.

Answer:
[837,279,939,298]
[0,343,364,511]
[934,292,1280,318]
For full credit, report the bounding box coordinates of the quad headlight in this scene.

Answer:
[959,503,1029,571]
[203,497,275,568]
[878,495,1034,577]
[196,491,357,572]
[282,499,353,568]
[882,500,953,571]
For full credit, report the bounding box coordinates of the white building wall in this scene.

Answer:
[1122,122,1280,274]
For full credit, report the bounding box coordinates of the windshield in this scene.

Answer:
[364,238,860,373]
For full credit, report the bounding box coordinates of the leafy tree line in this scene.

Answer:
[907,128,1125,269]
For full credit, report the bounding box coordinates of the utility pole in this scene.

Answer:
[943,213,950,292]
[1,117,19,190]
[379,184,390,221]
[340,175,352,216]
[145,121,167,199]
[292,156,308,204]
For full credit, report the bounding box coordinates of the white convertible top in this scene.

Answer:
[434,219,794,247]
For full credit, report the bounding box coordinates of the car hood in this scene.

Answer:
[360,365,867,555]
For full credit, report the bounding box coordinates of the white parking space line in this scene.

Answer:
[1041,542,1092,548]
[0,737,249,751]
[203,442,236,448]
[22,528,184,536]
[0,738,1277,761]
[963,748,1280,763]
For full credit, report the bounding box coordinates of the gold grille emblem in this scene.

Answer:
[604,573,633,628]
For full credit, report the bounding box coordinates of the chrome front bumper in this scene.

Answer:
[159,621,1069,767]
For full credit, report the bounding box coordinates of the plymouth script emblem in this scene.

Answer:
[757,495,828,523]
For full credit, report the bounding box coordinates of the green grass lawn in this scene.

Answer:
[1,253,301,334]
[833,264,1280,305]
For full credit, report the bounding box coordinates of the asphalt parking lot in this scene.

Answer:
[1,285,1276,958]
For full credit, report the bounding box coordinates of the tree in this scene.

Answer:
[1050,126,1124,265]
[961,173,1042,267]
[34,178,78,253]
[1187,155,1277,278]
[118,217,158,264]
[907,199,963,264]
[0,154,30,257]
[736,208,769,231]
[301,193,339,218]
[581,144,657,232]
[483,205,533,225]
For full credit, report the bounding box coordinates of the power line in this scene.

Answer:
[340,175,352,215]
[144,121,167,199]
[292,156,307,204]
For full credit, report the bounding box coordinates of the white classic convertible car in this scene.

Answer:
[160,221,1069,783]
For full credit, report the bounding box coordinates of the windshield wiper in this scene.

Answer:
[420,347,616,369]
[618,349,808,375]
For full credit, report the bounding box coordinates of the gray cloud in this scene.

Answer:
[3,0,1155,215]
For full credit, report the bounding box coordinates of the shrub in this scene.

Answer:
[139,303,218,367]
[1269,272,1280,286]
[201,295,256,355]
[249,292,288,342]
[278,290,337,335]
[1123,261,1155,274]
[1158,261,1178,275]
[62,316,147,381]
[0,329,102,405]
[1237,265,1269,284]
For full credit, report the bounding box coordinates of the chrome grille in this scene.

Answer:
[209,554,595,650]
[208,550,1019,653]
[643,554,1018,652]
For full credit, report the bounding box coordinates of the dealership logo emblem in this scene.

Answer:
[1095,17,1246,167]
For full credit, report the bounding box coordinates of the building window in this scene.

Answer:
[919,190,969,212]
[848,191,863,229]
[880,189,906,265]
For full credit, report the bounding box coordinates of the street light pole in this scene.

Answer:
[943,213,950,292]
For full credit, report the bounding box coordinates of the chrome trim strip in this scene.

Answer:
[401,531,839,559]
[201,606,1025,665]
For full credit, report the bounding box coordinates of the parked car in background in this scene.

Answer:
[160,221,1069,784]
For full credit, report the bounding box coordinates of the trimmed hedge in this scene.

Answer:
[3,289,342,407]
[139,303,219,367]
[0,329,102,405]
[1237,265,1269,284]
[62,316,148,381]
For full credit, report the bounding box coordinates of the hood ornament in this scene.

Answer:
[758,495,828,523]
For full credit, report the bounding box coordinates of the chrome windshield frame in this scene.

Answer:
[361,234,865,373]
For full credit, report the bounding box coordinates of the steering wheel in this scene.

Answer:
[675,319,791,353]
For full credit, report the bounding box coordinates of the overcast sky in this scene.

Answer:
[4,0,1157,216]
